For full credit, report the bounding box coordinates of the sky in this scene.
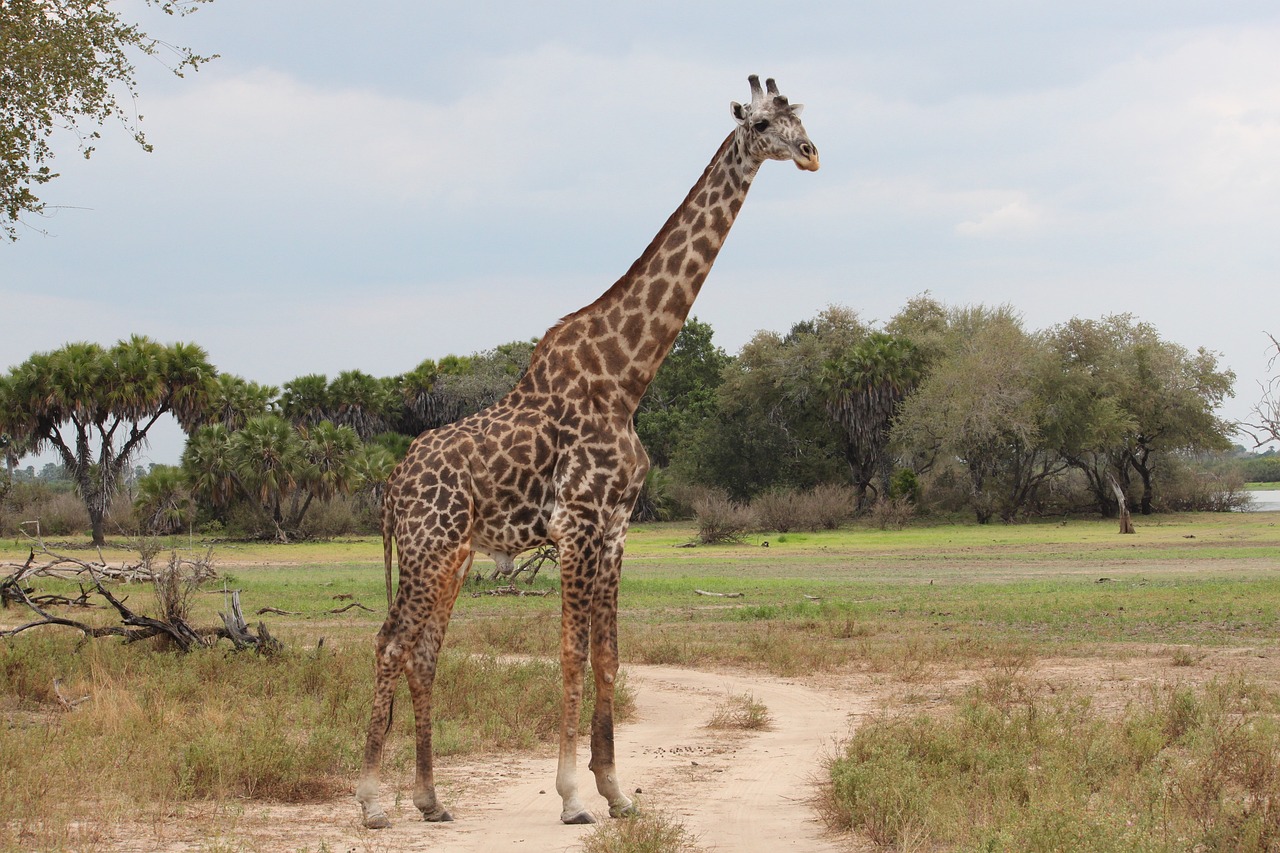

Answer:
[4,0,1279,466]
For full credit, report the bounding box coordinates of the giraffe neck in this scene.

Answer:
[524,130,760,415]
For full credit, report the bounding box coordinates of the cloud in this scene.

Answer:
[956,194,1044,237]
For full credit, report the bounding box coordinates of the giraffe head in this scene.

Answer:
[730,75,820,172]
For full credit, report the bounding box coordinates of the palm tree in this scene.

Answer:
[202,374,277,430]
[182,423,240,509]
[279,374,331,427]
[350,443,397,509]
[298,421,361,501]
[133,464,194,535]
[1,337,215,544]
[230,414,299,542]
[821,333,924,511]
[328,370,393,441]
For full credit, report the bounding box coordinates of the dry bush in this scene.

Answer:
[706,692,772,731]
[752,489,803,533]
[1158,467,1253,512]
[691,490,755,544]
[297,495,367,538]
[580,806,703,853]
[752,484,856,533]
[869,496,916,530]
[24,491,90,537]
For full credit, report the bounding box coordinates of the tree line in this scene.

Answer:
[0,296,1266,544]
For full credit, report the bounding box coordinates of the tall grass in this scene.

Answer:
[0,633,631,851]
[820,674,1280,851]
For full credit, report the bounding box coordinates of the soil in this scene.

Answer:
[96,648,1279,853]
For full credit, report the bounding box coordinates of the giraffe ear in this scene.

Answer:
[730,101,748,124]
[791,103,805,117]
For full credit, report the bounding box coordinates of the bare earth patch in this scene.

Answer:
[85,647,1279,853]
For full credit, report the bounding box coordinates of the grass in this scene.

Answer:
[706,692,772,731]
[580,806,704,853]
[2,510,1279,849]
[819,673,1280,851]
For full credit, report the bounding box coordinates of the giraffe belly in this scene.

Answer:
[470,501,554,556]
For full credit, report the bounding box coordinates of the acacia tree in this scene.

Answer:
[893,307,1067,523]
[1048,315,1235,514]
[0,336,214,544]
[1,0,215,238]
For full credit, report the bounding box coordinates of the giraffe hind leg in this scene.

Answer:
[406,549,473,822]
[356,547,471,828]
[357,614,415,829]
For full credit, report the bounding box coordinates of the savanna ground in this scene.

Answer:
[2,509,1279,851]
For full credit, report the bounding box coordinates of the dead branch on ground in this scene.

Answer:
[0,529,277,653]
[330,601,376,614]
[694,589,744,599]
[471,584,554,598]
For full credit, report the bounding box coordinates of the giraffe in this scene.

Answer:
[357,74,819,830]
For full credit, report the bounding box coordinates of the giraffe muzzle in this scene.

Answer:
[794,140,820,171]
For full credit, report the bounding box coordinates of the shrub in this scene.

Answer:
[297,495,365,538]
[706,692,772,731]
[631,467,678,523]
[580,807,702,853]
[24,491,90,537]
[691,489,754,544]
[1158,466,1253,512]
[751,484,855,533]
[751,488,802,533]
[869,496,915,530]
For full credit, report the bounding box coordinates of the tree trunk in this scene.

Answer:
[1107,474,1135,534]
[90,510,107,547]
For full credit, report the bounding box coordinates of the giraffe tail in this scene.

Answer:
[381,492,395,609]
[378,491,398,737]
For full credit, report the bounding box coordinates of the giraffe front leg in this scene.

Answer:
[555,535,597,824]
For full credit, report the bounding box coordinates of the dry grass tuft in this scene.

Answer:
[706,692,772,731]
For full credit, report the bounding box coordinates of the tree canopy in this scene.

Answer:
[1,0,215,238]
[0,335,215,543]
[0,304,1245,539]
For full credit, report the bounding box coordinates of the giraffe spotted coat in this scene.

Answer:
[357,75,819,830]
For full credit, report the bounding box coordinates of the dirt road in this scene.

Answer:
[128,663,866,852]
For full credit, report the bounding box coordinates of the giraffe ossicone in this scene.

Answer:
[356,74,818,830]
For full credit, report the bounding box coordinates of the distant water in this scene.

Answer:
[1245,489,1280,512]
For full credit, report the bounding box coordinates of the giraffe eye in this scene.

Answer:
[753,120,770,132]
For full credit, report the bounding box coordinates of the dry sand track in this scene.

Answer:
[122,663,868,852]
[104,650,1276,852]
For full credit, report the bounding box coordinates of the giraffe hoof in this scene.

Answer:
[421,806,454,822]
[609,801,638,818]
[363,812,392,830]
[562,809,597,825]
